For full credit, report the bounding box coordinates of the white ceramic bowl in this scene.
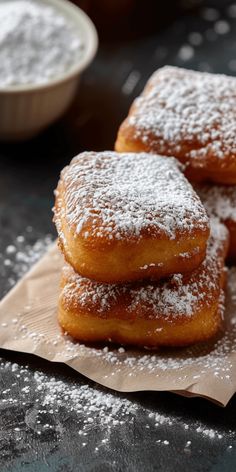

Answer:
[0,0,98,141]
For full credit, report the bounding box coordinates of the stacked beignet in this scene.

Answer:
[54,149,229,348]
[58,220,228,347]
[115,66,236,185]
[116,66,236,266]
[54,152,209,283]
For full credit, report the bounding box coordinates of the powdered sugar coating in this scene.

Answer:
[54,151,209,241]
[195,184,236,222]
[61,220,228,320]
[125,66,236,163]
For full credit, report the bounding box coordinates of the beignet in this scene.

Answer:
[53,151,209,283]
[58,220,228,347]
[116,66,236,185]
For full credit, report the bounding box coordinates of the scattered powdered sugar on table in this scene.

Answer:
[0,360,137,449]
[0,359,233,451]
[0,230,53,294]
[0,0,84,87]
[54,151,209,241]
[123,66,236,162]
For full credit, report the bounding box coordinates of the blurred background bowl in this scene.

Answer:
[0,0,98,141]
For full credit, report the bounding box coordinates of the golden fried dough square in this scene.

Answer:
[58,220,228,347]
[53,151,209,283]
[115,66,236,184]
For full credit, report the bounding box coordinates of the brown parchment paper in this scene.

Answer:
[0,242,236,406]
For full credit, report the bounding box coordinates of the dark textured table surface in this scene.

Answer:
[1,2,236,471]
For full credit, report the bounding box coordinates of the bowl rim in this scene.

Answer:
[0,0,98,94]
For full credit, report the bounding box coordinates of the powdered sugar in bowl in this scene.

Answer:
[0,0,98,140]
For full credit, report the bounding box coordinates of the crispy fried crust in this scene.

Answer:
[115,66,236,185]
[53,151,209,283]
[58,221,229,347]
